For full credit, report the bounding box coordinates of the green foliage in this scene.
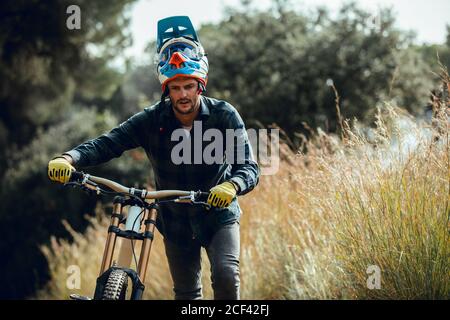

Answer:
[0,0,141,299]
[109,63,161,120]
[416,23,450,71]
[198,1,434,141]
[0,0,136,165]
[0,108,150,299]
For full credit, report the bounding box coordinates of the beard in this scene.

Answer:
[173,98,197,114]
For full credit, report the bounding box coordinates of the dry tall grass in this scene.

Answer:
[36,79,449,300]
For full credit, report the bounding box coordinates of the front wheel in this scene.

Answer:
[101,269,128,300]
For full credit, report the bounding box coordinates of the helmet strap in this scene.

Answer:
[160,86,170,107]
[197,82,206,94]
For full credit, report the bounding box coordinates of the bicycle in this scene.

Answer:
[64,171,210,300]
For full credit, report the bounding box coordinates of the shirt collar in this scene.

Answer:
[198,96,210,118]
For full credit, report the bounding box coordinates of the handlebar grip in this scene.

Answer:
[69,171,83,183]
[196,191,210,202]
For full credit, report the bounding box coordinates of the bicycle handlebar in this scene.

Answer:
[68,171,210,205]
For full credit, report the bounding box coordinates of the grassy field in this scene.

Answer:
[36,86,449,300]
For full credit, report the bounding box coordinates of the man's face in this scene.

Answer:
[167,77,200,115]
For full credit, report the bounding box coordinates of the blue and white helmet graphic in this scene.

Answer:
[156,16,209,91]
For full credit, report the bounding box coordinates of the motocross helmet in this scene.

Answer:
[156,16,208,92]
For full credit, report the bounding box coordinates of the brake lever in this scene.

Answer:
[192,200,211,210]
[81,185,101,195]
[64,179,100,195]
[175,192,211,210]
[63,182,80,188]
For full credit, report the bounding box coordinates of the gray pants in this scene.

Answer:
[163,222,240,300]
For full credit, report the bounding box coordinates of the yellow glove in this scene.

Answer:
[48,157,75,184]
[207,181,237,208]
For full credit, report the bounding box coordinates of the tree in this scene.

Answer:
[415,25,450,72]
[0,0,139,299]
[0,0,136,176]
[199,1,434,141]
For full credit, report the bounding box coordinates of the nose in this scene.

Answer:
[180,87,188,97]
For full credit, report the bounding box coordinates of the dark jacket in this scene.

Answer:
[65,96,260,246]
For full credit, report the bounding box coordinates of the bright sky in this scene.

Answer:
[125,0,450,61]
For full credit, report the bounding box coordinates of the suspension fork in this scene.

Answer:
[137,203,159,283]
[115,202,159,282]
[99,197,159,279]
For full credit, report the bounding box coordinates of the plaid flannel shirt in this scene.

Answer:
[65,96,260,246]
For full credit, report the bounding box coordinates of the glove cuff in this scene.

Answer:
[227,180,240,193]
[51,154,74,165]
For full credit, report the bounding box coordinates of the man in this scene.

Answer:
[47,16,260,300]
